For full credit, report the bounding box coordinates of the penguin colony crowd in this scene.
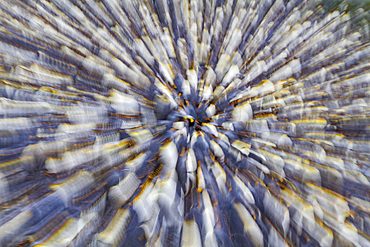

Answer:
[0,0,369,246]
